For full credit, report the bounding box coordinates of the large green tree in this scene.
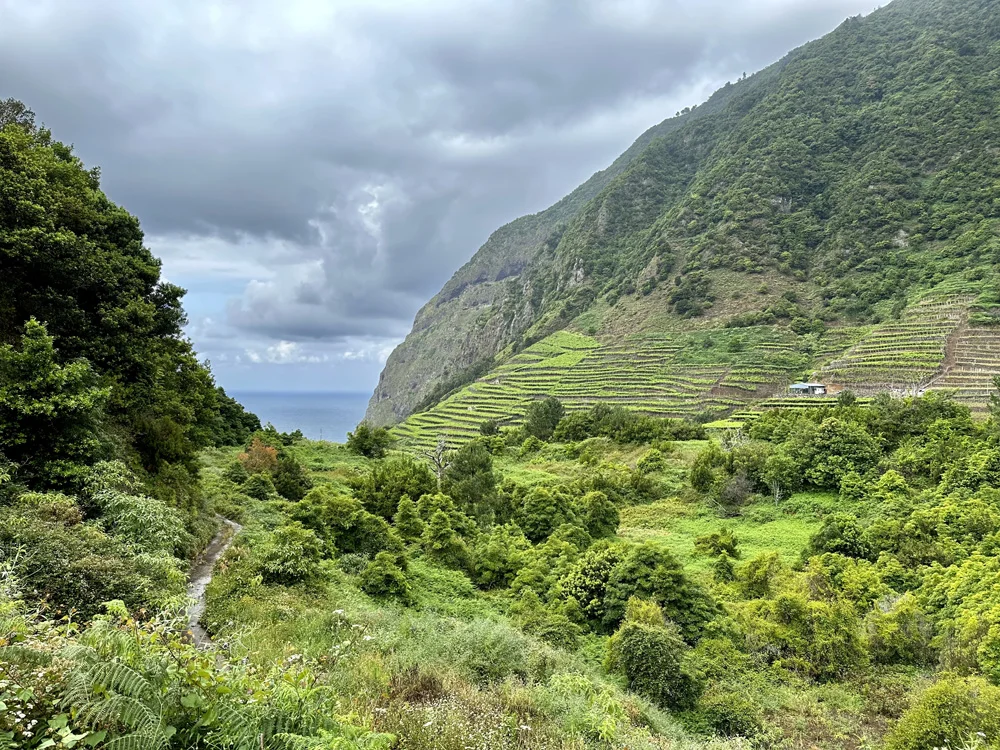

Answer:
[0,100,257,492]
[0,319,108,486]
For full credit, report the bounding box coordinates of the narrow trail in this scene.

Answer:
[186,518,242,647]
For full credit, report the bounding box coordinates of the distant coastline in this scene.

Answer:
[230,391,370,443]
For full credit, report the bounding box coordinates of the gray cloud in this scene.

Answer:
[0,0,874,388]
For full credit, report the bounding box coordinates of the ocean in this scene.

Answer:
[230,391,371,443]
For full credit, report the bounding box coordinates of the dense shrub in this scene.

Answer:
[346,421,394,458]
[605,600,702,710]
[259,522,324,585]
[242,473,277,502]
[360,551,412,603]
[272,454,312,501]
[885,676,1000,750]
[351,456,437,520]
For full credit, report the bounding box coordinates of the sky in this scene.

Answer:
[0,0,875,395]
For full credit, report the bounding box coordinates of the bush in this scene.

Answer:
[694,527,740,558]
[392,495,425,543]
[95,489,187,554]
[259,522,325,585]
[242,473,277,502]
[360,551,412,603]
[422,510,472,572]
[885,676,1000,750]
[581,490,619,539]
[636,449,666,474]
[447,620,533,685]
[351,456,437,520]
[866,592,935,666]
[735,552,784,598]
[273,454,312,501]
[346,421,394,458]
[605,601,701,711]
[222,461,249,484]
[696,690,763,738]
[0,507,184,617]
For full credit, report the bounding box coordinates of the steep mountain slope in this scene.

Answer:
[369,0,1000,428]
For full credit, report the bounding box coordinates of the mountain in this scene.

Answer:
[367,0,1000,438]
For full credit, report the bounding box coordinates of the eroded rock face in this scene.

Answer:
[365,100,726,426]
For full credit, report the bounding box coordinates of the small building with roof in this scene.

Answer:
[789,382,828,396]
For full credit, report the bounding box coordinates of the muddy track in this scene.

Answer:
[186,518,242,647]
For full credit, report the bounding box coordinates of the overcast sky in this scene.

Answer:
[1,0,875,394]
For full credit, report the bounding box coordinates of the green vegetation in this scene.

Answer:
[14,0,1000,746]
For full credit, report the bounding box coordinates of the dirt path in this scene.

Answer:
[186,518,241,647]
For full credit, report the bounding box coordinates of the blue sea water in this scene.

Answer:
[230,391,371,443]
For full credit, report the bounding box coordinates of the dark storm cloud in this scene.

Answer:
[0,0,875,361]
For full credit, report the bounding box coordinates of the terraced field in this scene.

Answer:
[394,328,810,451]
[924,326,1000,414]
[816,294,974,394]
[393,286,1000,452]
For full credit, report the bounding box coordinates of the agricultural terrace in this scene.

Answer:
[816,293,974,394]
[394,327,812,451]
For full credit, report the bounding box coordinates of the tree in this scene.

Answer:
[761,449,798,505]
[837,389,858,408]
[238,437,278,474]
[479,419,499,436]
[423,436,450,483]
[346,421,394,458]
[350,455,437,520]
[524,397,565,441]
[0,319,108,487]
[520,486,577,543]
[605,542,716,641]
[786,417,879,489]
[0,97,36,130]
[0,112,258,485]
[422,510,472,571]
[991,375,1000,427]
[392,494,425,543]
[441,440,496,520]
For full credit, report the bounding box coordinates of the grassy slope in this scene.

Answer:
[199,435,907,748]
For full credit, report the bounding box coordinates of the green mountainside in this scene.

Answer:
[368,0,1000,433]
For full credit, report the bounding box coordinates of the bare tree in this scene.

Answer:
[423,436,451,485]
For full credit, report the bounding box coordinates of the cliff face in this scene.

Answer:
[365,78,758,426]
[368,0,1000,426]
